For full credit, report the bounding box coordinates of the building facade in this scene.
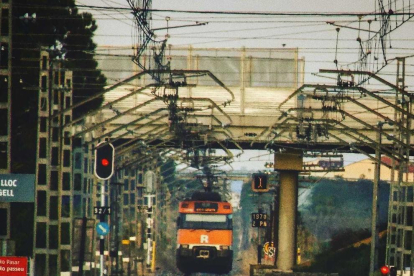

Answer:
[0,0,12,252]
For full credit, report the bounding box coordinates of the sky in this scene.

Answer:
[76,0,414,169]
[78,0,414,87]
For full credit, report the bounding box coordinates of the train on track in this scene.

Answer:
[176,192,233,274]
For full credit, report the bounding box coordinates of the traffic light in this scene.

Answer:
[380,266,389,275]
[94,142,115,180]
[252,173,269,192]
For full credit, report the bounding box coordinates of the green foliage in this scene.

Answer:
[297,233,388,276]
[14,0,106,117]
[11,1,106,171]
[296,178,389,275]
[307,245,370,276]
[300,179,389,240]
[330,228,371,251]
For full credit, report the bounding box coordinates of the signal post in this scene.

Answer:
[94,142,115,276]
[274,150,302,272]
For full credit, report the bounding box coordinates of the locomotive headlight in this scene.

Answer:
[181,244,189,249]
[220,246,229,250]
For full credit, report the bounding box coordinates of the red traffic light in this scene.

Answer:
[101,158,109,166]
[94,142,115,180]
[380,266,390,275]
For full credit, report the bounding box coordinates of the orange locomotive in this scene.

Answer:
[176,192,233,274]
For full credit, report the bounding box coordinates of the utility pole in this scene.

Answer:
[100,180,106,276]
[370,122,383,276]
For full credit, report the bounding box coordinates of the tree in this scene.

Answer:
[300,179,389,240]
[12,0,106,172]
[13,0,105,118]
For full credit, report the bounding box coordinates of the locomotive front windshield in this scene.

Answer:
[179,213,233,230]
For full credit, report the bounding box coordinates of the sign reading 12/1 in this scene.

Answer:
[251,213,268,228]
[94,207,111,215]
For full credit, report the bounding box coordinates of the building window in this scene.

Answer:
[74,195,82,217]
[37,191,47,216]
[0,142,7,169]
[84,158,88,174]
[124,179,129,191]
[61,224,70,245]
[35,254,46,276]
[60,250,71,271]
[52,127,59,142]
[0,76,7,102]
[51,147,59,166]
[42,56,47,70]
[37,164,47,185]
[50,171,58,191]
[40,117,47,132]
[64,115,71,126]
[49,225,58,249]
[74,173,82,191]
[35,222,46,248]
[41,76,47,92]
[0,43,8,69]
[49,196,58,220]
[1,9,9,36]
[0,109,7,135]
[74,152,82,169]
[61,196,71,217]
[39,138,46,158]
[63,150,70,167]
[62,173,70,190]
[48,254,57,276]
[0,208,7,236]
[65,96,71,108]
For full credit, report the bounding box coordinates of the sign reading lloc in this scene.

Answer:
[94,142,115,180]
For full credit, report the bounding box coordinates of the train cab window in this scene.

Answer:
[178,213,232,230]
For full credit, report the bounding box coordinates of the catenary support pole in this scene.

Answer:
[276,171,298,271]
[274,150,302,271]
[370,124,382,276]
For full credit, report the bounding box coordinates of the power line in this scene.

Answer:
[14,3,414,17]
[79,5,414,17]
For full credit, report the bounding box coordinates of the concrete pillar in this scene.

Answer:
[274,150,302,271]
[276,171,298,271]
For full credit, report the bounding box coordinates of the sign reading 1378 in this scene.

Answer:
[251,213,268,228]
